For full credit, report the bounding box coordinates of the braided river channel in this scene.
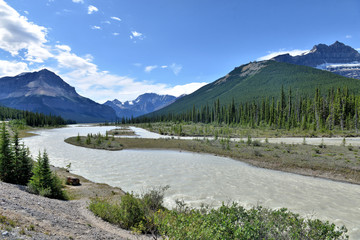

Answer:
[23,125,360,238]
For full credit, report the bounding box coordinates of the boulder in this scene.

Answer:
[66,177,80,186]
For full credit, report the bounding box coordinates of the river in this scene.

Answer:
[23,125,360,238]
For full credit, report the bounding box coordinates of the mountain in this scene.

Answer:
[146,60,360,116]
[104,93,181,118]
[272,41,360,79]
[0,69,116,123]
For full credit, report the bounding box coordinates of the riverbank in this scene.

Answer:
[65,135,360,185]
[51,166,125,201]
[137,122,360,138]
[0,180,152,240]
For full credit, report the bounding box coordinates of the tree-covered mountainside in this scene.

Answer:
[146,60,360,117]
[0,105,69,127]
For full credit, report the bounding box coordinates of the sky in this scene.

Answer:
[0,0,359,103]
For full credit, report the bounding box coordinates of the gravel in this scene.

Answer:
[0,181,152,240]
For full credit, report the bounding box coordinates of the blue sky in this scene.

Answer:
[0,0,359,103]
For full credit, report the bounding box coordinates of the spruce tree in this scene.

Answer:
[17,143,33,185]
[28,151,67,199]
[12,131,32,185]
[0,123,14,183]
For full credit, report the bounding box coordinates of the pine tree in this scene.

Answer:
[28,151,67,199]
[40,151,53,190]
[11,131,33,185]
[17,144,33,185]
[0,123,14,183]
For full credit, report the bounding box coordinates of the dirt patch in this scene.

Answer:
[52,166,125,201]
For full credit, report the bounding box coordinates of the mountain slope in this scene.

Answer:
[272,41,360,79]
[148,60,360,116]
[0,69,116,123]
[104,93,179,118]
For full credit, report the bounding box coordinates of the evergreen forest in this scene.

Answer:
[135,86,360,133]
[0,105,73,127]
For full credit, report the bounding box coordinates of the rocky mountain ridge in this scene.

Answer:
[272,41,360,79]
[104,93,182,118]
[0,69,117,123]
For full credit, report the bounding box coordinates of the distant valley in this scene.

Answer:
[104,93,184,118]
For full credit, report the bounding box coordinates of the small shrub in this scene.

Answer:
[28,224,35,231]
[246,135,252,145]
[252,140,261,147]
[318,139,326,148]
[20,227,26,235]
[0,214,16,228]
[313,148,321,154]
[89,186,168,235]
[348,144,353,151]
[254,150,263,157]
[342,138,346,147]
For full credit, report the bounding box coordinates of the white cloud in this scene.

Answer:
[346,35,352,39]
[87,5,98,14]
[0,60,28,77]
[23,10,29,15]
[55,44,71,52]
[257,49,309,61]
[111,16,121,22]
[159,82,208,97]
[130,31,144,41]
[0,0,50,62]
[0,1,205,104]
[113,32,119,36]
[91,25,101,30]
[131,31,142,37]
[70,74,208,103]
[25,44,53,63]
[102,20,111,24]
[56,51,97,75]
[145,65,158,73]
[72,0,84,3]
[170,63,182,75]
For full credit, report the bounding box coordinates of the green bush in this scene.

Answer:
[89,189,348,240]
[154,203,348,240]
[89,186,168,235]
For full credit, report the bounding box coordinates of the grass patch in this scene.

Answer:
[136,122,360,138]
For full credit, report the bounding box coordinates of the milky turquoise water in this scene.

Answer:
[23,125,360,238]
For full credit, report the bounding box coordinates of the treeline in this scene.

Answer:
[135,86,360,132]
[0,123,67,199]
[0,105,74,127]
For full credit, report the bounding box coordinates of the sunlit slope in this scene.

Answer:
[148,60,360,116]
